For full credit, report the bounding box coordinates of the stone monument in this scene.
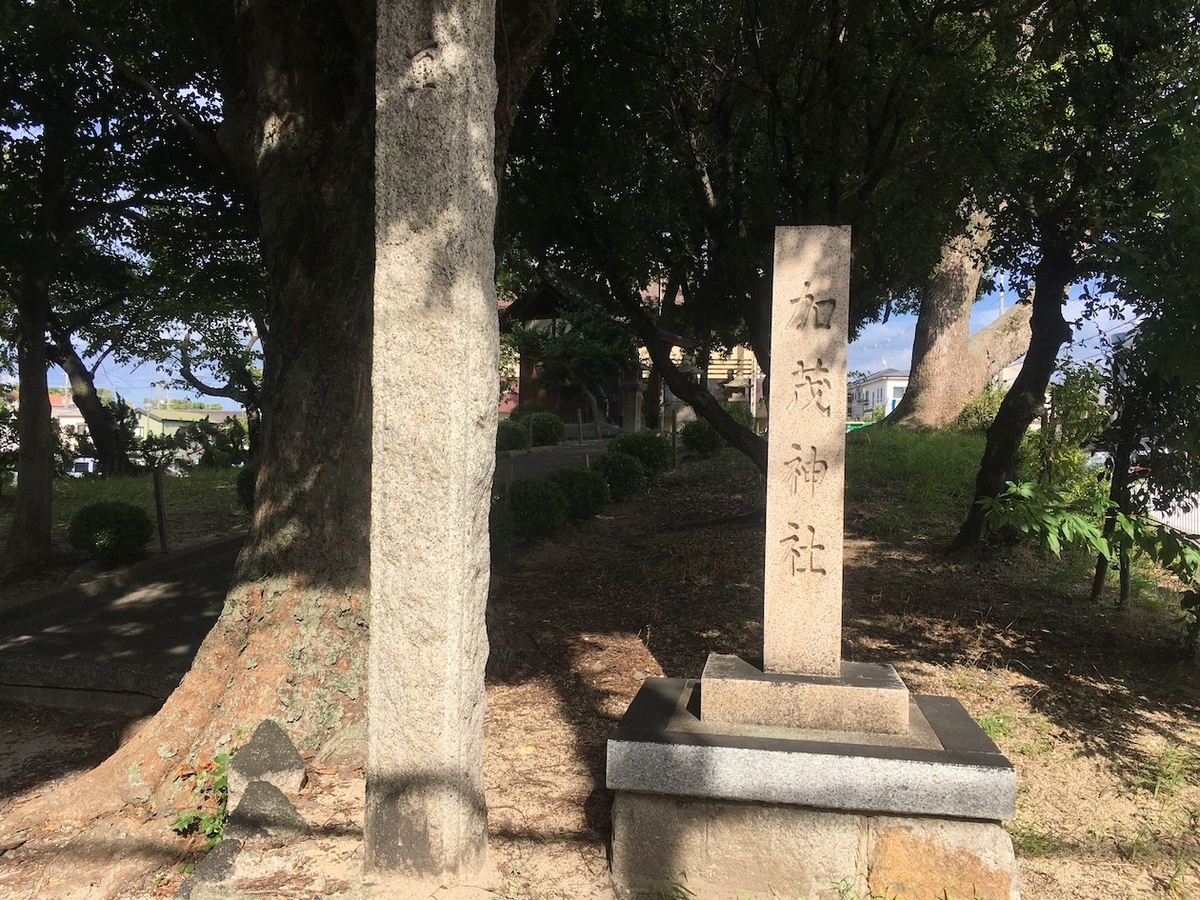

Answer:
[366,0,497,886]
[607,227,1019,900]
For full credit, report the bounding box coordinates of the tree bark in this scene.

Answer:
[47,337,138,476]
[20,0,377,823]
[494,0,567,192]
[4,45,71,569]
[10,0,563,831]
[4,271,56,569]
[951,242,1076,550]
[888,213,1032,428]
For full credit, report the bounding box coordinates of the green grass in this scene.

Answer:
[0,468,243,538]
[1007,820,1065,857]
[977,709,1018,740]
[845,425,984,530]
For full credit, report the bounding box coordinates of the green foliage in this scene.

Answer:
[636,870,695,900]
[679,417,725,457]
[508,478,569,539]
[170,750,234,853]
[721,401,754,430]
[509,307,637,405]
[236,465,256,512]
[529,411,565,447]
[954,385,1007,434]
[509,403,550,422]
[496,418,528,452]
[0,391,17,487]
[546,467,610,519]
[1118,519,1200,653]
[1016,360,1108,508]
[979,481,1110,558]
[977,710,1018,740]
[591,451,647,502]
[489,497,516,566]
[67,501,153,565]
[609,432,675,479]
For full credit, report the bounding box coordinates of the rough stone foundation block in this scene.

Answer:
[610,792,863,900]
[701,653,910,734]
[866,817,1019,900]
[610,793,1019,900]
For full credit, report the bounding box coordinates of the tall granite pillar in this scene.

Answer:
[367,0,497,879]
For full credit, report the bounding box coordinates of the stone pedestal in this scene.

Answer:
[607,679,1019,900]
[606,226,1019,899]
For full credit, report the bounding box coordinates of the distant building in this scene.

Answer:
[848,369,909,420]
[136,407,245,439]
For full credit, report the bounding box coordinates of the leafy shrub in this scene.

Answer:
[609,431,675,478]
[722,400,754,429]
[509,403,550,422]
[490,497,515,565]
[508,478,569,538]
[680,417,725,457]
[591,451,646,502]
[68,501,153,565]
[547,467,610,519]
[529,411,565,447]
[236,465,257,511]
[954,386,1006,433]
[496,418,527,452]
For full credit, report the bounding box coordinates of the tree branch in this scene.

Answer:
[41,0,231,177]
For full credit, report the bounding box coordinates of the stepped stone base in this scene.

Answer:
[607,678,1019,900]
[702,653,911,734]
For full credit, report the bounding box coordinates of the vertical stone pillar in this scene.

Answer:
[764,226,851,676]
[367,0,497,879]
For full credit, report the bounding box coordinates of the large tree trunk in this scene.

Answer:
[21,0,378,822]
[494,0,567,192]
[888,213,1032,428]
[4,272,56,569]
[951,242,1076,550]
[9,0,562,832]
[47,337,138,476]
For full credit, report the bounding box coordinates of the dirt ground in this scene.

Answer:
[1,452,1198,899]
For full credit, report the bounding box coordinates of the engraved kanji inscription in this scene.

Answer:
[787,358,832,415]
[787,286,837,331]
[779,522,827,575]
[783,444,829,496]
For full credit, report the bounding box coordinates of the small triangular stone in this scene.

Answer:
[227,719,306,812]
[173,838,242,898]
[224,780,309,845]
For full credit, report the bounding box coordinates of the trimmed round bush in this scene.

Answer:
[722,400,754,429]
[591,451,646,502]
[529,411,565,447]
[496,418,527,452]
[680,417,725,457]
[236,464,257,511]
[489,497,515,565]
[609,431,675,478]
[68,501,153,565]
[547,467,610,519]
[508,478,569,539]
[509,403,550,422]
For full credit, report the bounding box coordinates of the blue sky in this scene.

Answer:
[848,287,1131,376]
[46,287,1131,411]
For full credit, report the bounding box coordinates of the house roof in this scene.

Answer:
[498,265,591,332]
[853,367,910,383]
[138,408,244,426]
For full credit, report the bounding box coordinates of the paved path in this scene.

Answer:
[0,441,614,712]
